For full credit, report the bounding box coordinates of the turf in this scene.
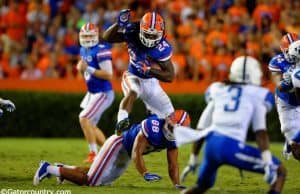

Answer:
[0,138,299,194]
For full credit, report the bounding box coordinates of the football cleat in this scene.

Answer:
[84,151,96,163]
[33,160,51,185]
[282,141,292,160]
[115,118,130,135]
[54,163,65,184]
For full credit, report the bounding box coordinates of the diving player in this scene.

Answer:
[33,110,189,189]
[77,22,114,163]
[268,33,300,160]
[0,97,15,117]
[180,56,286,194]
[103,9,175,134]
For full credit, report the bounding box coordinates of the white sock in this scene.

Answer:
[89,143,98,153]
[47,165,61,176]
[117,109,128,122]
[61,164,76,169]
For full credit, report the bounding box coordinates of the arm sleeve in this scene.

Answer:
[268,57,282,72]
[196,101,214,130]
[98,60,113,75]
[251,101,267,132]
[157,41,173,62]
[292,69,300,88]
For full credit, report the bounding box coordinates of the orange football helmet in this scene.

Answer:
[163,110,190,141]
[139,12,164,47]
[280,33,299,62]
[79,23,99,48]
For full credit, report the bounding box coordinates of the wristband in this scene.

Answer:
[86,66,96,74]
[262,150,272,165]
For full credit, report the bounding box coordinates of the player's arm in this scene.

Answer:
[271,71,292,92]
[131,131,149,176]
[148,59,175,82]
[167,148,179,185]
[76,59,113,80]
[102,23,125,43]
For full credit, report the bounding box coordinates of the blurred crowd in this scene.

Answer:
[0,0,300,84]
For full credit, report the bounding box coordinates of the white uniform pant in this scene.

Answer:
[121,71,174,118]
[87,135,130,186]
[276,97,300,140]
[79,90,114,126]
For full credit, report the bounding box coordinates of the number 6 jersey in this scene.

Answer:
[202,82,275,142]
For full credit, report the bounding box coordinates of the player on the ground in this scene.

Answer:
[179,56,286,194]
[33,110,189,189]
[77,22,114,163]
[268,33,300,160]
[103,9,175,134]
[0,97,15,117]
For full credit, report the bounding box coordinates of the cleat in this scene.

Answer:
[54,163,65,184]
[84,151,96,163]
[115,118,130,135]
[33,160,51,185]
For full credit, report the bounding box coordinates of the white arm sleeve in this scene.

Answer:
[98,60,113,75]
[292,69,300,88]
[251,102,267,132]
[196,101,214,130]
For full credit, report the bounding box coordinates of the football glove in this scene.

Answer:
[117,9,130,28]
[180,154,198,183]
[136,62,150,76]
[144,172,162,182]
[264,164,278,185]
[0,99,15,112]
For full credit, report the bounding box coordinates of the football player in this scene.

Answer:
[77,23,115,163]
[103,9,175,134]
[268,33,300,160]
[0,97,15,117]
[180,56,286,194]
[33,110,189,189]
[281,39,300,160]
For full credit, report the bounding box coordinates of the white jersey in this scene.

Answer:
[198,82,275,142]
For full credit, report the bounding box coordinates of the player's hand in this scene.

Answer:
[0,99,15,112]
[144,172,162,182]
[76,59,87,72]
[174,184,186,190]
[117,9,130,28]
[180,164,197,183]
[263,164,278,185]
[136,62,150,76]
[282,71,292,84]
[0,108,3,118]
[282,141,292,160]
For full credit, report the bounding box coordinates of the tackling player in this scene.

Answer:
[33,110,189,189]
[77,23,114,163]
[268,33,300,160]
[103,10,175,134]
[180,56,286,194]
[0,98,15,117]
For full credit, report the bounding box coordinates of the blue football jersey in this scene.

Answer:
[268,53,299,106]
[124,23,172,79]
[80,42,113,93]
[122,115,177,156]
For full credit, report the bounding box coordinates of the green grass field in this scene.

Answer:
[0,138,300,194]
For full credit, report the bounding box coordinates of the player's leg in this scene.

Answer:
[141,78,174,118]
[87,135,127,186]
[223,140,286,193]
[90,90,115,146]
[116,71,141,133]
[182,134,220,194]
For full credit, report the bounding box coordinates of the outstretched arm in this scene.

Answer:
[102,23,125,43]
[131,131,149,176]
[167,148,179,185]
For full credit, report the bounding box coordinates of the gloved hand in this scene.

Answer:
[282,141,292,160]
[136,62,150,76]
[144,172,162,182]
[117,9,130,28]
[180,154,198,183]
[264,164,278,185]
[0,99,15,112]
[174,184,186,190]
[282,71,292,85]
